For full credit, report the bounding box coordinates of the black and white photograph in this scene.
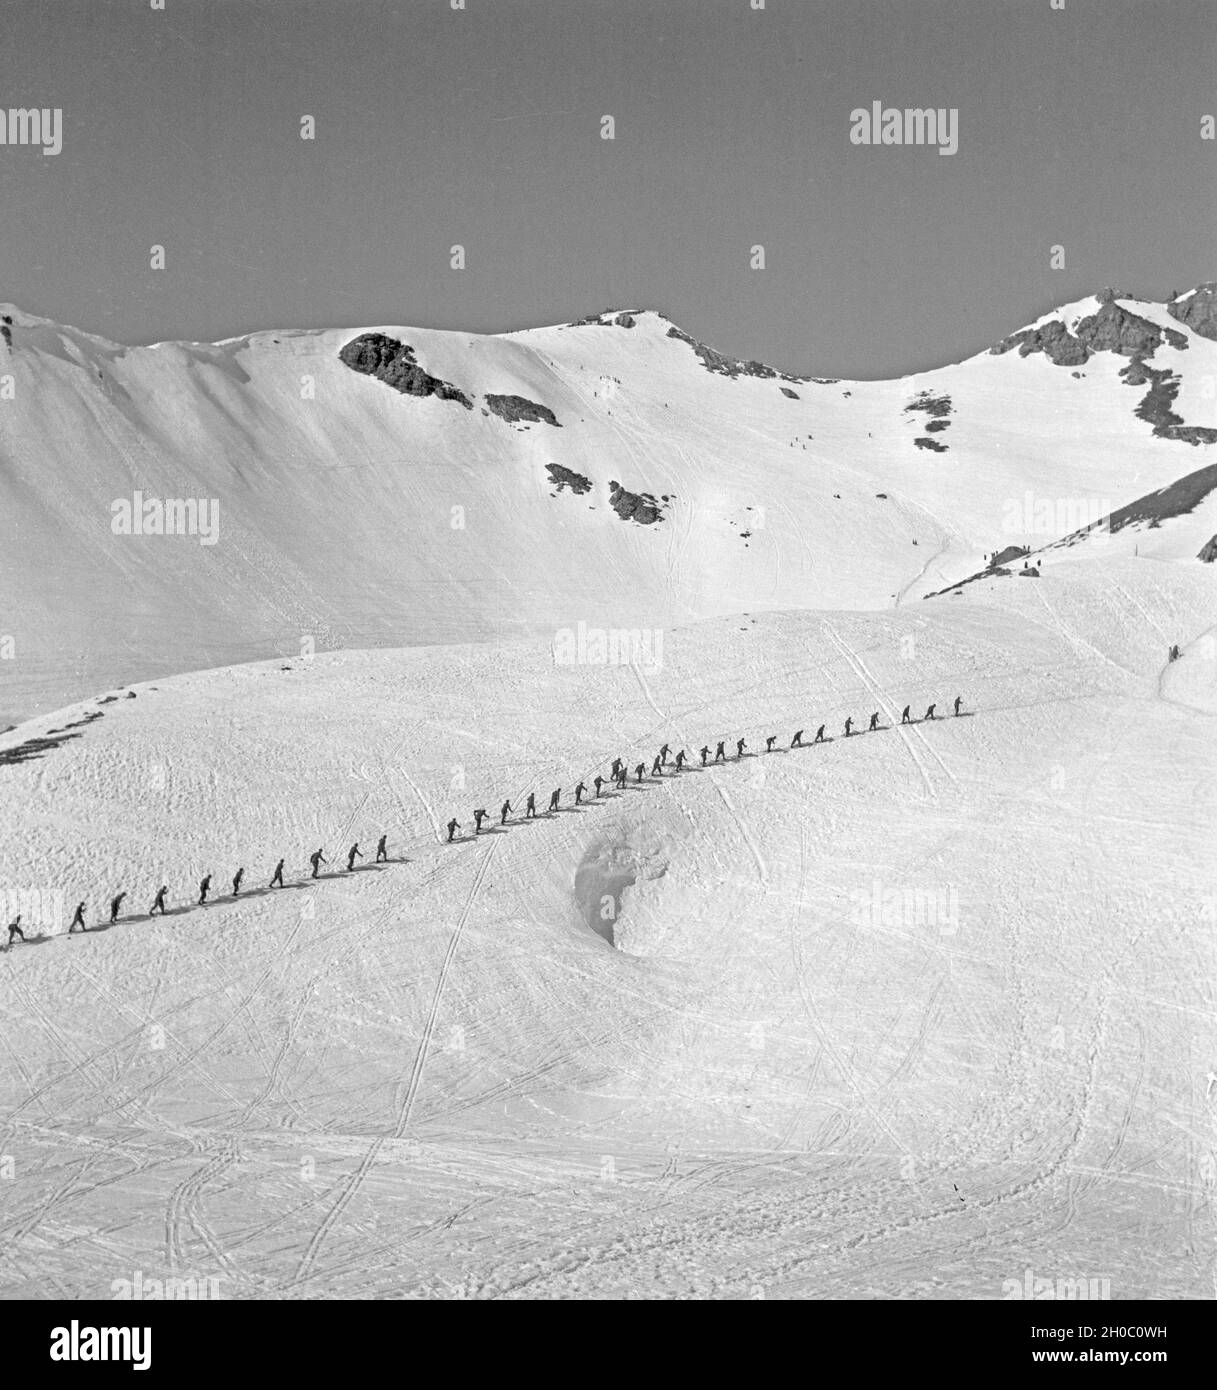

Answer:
[1,0,1214,1341]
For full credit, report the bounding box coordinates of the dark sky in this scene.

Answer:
[1,0,1214,378]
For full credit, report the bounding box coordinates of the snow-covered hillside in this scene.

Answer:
[0,556,1214,1298]
[2,288,1215,719]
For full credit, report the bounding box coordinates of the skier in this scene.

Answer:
[232,867,244,896]
[901,705,911,724]
[500,800,512,825]
[791,730,803,747]
[473,809,489,834]
[69,901,88,934]
[814,725,826,744]
[953,695,963,716]
[594,775,605,797]
[868,712,879,732]
[109,892,126,924]
[270,858,285,888]
[715,741,726,763]
[651,754,662,777]
[924,703,936,721]
[151,885,168,916]
[376,834,388,862]
[660,743,671,766]
[198,874,211,905]
[675,749,687,770]
[766,735,776,753]
[575,781,587,804]
[736,738,746,759]
[446,818,460,843]
[635,762,645,783]
[6,915,25,947]
[844,717,853,737]
[549,789,561,813]
[700,746,710,766]
[346,843,362,871]
[309,849,326,878]
[525,793,537,819]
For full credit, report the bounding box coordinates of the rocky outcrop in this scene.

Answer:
[566,310,639,329]
[780,386,800,399]
[665,325,805,385]
[992,299,1187,367]
[914,436,948,453]
[339,333,472,408]
[905,391,952,419]
[1121,362,1217,446]
[607,480,666,525]
[545,463,592,495]
[1,313,11,350]
[1198,534,1217,562]
[484,393,560,427]
[1168,284,1217,341]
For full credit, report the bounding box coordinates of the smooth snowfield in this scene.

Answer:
[1,558,1214,1299]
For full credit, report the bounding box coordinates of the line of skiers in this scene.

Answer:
[7,695,966,943]
[7,834,395,942]
[446,695,965,841]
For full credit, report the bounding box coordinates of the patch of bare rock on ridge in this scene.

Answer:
[484,393,560,426]
[1167,283,1217,341]
[665,323,807,385]
[905,390,953,452]
[545,463,592,495]
[991,291,1217,446]
[339,333,472,407]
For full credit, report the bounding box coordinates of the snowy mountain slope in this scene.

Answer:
[2,289,1215,718]
[0,557,1213,1298]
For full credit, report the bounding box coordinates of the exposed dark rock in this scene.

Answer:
[484,393,560,427]
[905,391,952,419]
[992,318,1090,366]
[1168,284,1217,341]
[545,462,592,495]
[1017,568,1041,579]
[780,386,800,399]
[1122,361,1217,445]
[992,300,1187,367]
[924,419,950,433]
[914,437,949,453]
[990,545,1029,568]
[339,333,472,408]
[1105,462,1217,533]
[1198,534,1217,562]
[665,325,805,384]
[613,312,637,328]
[607,480,666,525]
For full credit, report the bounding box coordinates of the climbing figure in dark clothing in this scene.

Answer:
[766,735,776,752]
[792,730,803,747]
[198,874,212,905]
[594,775,605,797]
[575,782,587,804]
[309,850,326,878]
[270,859,285,887]
[660,743,671,766]
[953,695,963,716]
[151,885,168,916]
[110,892,126,924]
[700,746,710,766]
[446,818,460,842]
[814,725,826,743]
[6,915,24,947]
[901,706,911,724]
[549,789,561,813]
[525,793,537,818]
[924,703,936,721]
[736,738,746,759]
[69,901,88,933]
[232,868,244,896]
[675,749,687,770]
[635,762,646,783]
[844,717,853,737]
[376,835,388,862]
[611,759,623,781]
[651,755,662,777]
[473,809,489,834]
[616,766,628,790]
[868,712,879,732]
[715,742,726,762]
[500,800,512,825]
[347,843,362,871]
